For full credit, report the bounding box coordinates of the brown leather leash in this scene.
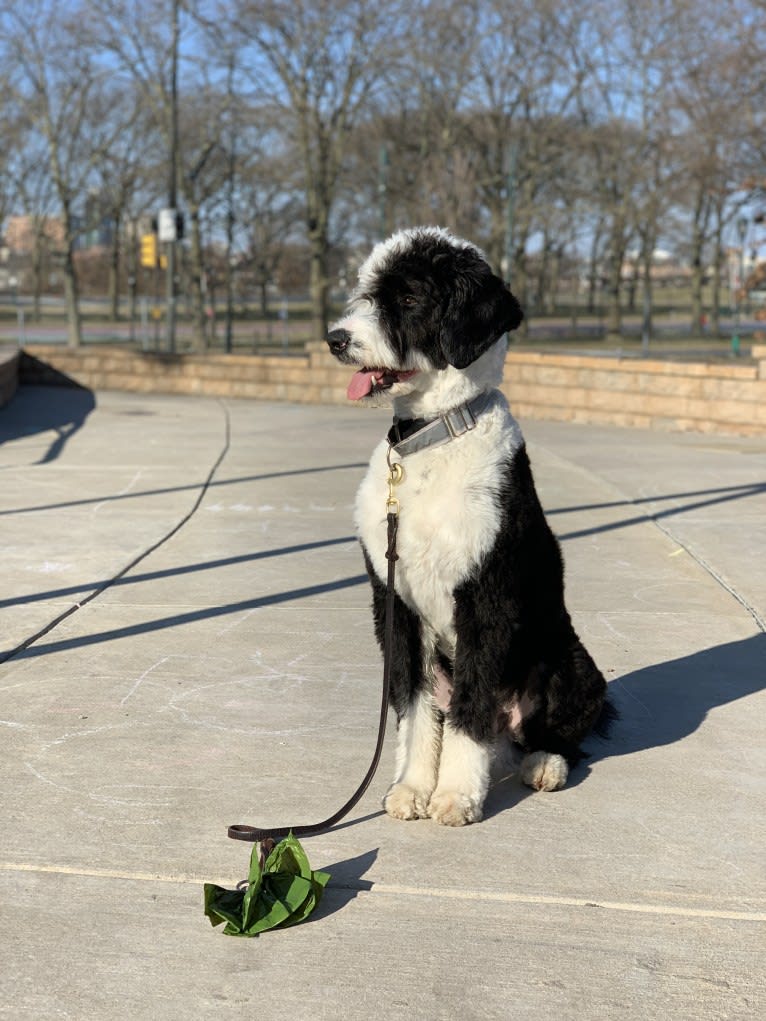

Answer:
[228,458,403,845]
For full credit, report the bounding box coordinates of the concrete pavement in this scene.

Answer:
[1,385,764,1019]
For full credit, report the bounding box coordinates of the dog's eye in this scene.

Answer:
[401,295,417,307]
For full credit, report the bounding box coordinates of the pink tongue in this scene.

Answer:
[347,370,379,400]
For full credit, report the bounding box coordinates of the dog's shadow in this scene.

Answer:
[488,632,766,805]
[593,631,764,753]
[575,632,765,788]
[483,771,534,820]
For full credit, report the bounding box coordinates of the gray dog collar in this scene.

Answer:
[388,390,496,457]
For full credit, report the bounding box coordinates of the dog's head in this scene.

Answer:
[327,227,523,407]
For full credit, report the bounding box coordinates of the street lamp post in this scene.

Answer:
[165,0,179,354]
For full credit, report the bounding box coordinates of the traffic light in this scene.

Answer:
[140,233,158,268]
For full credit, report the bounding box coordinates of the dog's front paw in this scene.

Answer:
[427,790,483,827]
[521,751,568,791]
[384,782,431,820]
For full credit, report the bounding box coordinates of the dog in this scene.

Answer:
[327,226,614,826]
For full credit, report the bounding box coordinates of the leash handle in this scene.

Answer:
[228,510,400,844]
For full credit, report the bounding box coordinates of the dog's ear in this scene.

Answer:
[439,261,523,370]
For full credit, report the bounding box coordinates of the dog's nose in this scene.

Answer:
[327,328,351,355]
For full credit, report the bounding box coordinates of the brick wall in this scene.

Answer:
[17,341,766,437]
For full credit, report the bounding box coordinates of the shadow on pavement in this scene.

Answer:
[0,461,368,515]
[0,536,358,609]
[4,573,370,662]
[486,633,765,808]
[0,381,95,464]
[556,481,766,542]
[311,847,378,921]
[580,631,766,771]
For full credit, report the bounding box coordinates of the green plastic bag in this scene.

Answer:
[204,833,331,937]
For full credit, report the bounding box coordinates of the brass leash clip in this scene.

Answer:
[386,444,404,515]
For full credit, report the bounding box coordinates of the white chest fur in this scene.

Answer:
[355,402,524,654]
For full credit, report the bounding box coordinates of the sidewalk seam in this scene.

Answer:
[2,862,764,923]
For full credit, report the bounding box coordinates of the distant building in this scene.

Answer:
[4,214,66,254]
[4,201,116,255]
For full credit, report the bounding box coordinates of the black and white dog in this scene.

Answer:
[327,227,613,826]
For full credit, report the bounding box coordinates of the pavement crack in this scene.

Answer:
[0,402,231,665]
[645,518,765,632]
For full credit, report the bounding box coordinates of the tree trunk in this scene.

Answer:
[626,261,639,313]
[690,253,704,334]
[32,235,43,322]
[224,263,234,353]
[62,241,82,348]
[125,225,138,342]
[641,250,653,347]
[711,236,723,337]
[188,204,207,351]
[689,221,706,335]
[108,213,121,320]
[689,190,709,334]
[208,285,218,346]
[513,243,530,340]
[548,246,563,314]
[605,222,627,341]
[487,191,506,277]
[570,271,579,333]
[604,257,622,341]
[586,223,603,315]
[308,224,330,344]
[535,234,550,312]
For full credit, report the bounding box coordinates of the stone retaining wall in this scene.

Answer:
[17,342,766,437]
[505,347,766,436]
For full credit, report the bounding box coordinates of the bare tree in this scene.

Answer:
[565,0,680,340]
[90,90,158,321]
[670,1,754,334]
[1,0,125,346]
[5,0,766,350]
[383,0,481,235]
[178,91,230,349]
[85,0,216,349]
[0,75,15,246]
[235,140,303,317]
[7,144,59,320]
[236,0,402,343]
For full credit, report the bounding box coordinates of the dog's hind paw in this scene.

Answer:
[384,783,430,820]
[427,791,483,826]
[521,751,568,792]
